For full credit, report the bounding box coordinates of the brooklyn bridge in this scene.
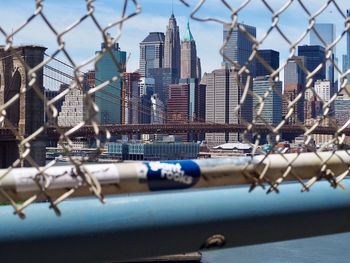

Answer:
[43,123,350,138]
[1,123,348,140]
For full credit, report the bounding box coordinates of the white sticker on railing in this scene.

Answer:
[14,164,120,192]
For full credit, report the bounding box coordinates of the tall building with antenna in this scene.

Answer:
[164,12,181,80]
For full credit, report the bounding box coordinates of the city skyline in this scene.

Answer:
[0,0,348,78]
[1,0,346,139]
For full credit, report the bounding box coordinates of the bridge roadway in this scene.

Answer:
[1,123,349,140]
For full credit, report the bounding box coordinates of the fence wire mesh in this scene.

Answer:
[0,0,350,217]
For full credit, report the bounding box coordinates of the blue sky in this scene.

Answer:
[0,0,349,77]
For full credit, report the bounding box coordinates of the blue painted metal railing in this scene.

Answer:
[1,180,350,262]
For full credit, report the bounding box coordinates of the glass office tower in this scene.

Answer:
[95,42,127,124]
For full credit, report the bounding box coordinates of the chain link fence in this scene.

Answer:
[0,0,350,217]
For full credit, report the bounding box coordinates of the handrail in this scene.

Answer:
[0,151,350,204]
[1,180,350,262]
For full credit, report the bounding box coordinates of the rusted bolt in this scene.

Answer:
[201,234,226,249]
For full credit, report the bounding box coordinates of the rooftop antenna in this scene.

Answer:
[172,0,174,15]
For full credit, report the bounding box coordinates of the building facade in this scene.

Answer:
[196,57,202,80]
[335,96,350,126]
[44,87,65,125]
[283,56,306,124]
[298,45,326,86]
[58,88,87,127]
[310,23,336,53]
[255,49,280,77]
[203,69,240,145]
[122,72,140,124]
[95,42,126,124]
[107,141,200,161]
[139,32,165,78]
[167,78,205,141]
[222,23,256,76]
[167,83,190,124]
[151,93,165,124]
[314,79,331,102]
[197,83,206,123]
[83,70,95,115]
[148,67,177,107]
[310,23,336,91]
[138,77,155,124]
[180,21,197,79]
[343,10,350,83]
[83,70,95,91]
[139,77,155,97]
[167,83,191,141]
[252,76,282,125]
[164,13,181,80]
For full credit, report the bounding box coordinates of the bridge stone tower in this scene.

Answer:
[0,45,47,168]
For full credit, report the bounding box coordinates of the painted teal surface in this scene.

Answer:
[1,181,350,262]
[202,232,350,263]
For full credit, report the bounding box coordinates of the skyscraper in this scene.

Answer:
[83,70,95,91]
[138,77,155,125]
[164,13,181,80]
[122,72,140,124]
[167,83,190,141]
[298,45,326,85]
[253,76,282,125]
[222,23,256,76]
[283,56,306,124]
[151,93,165,124]
[44,87,65,125]
[58,88,87,127]
[314,80,331,102]
[83,70,96,113]
[335,96,350,126]
[148,67,177,106]
[202,68,240,145]
[139,32,165,78]
[343,10,350,83]
[196,57,202,80]
[252,76,282,144]
[310,24,336,52]
[310,23,336,91]
[222,23,255,126]
[95,42,126,124]
[197,83,206,123]
[255,49,280,77]
[180,21,197,79]
[178,78,204,122]
[167,78,204,141]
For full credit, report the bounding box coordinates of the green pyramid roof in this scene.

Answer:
[183,20,194,41]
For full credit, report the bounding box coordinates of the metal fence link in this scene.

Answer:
[0,0,350,217]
